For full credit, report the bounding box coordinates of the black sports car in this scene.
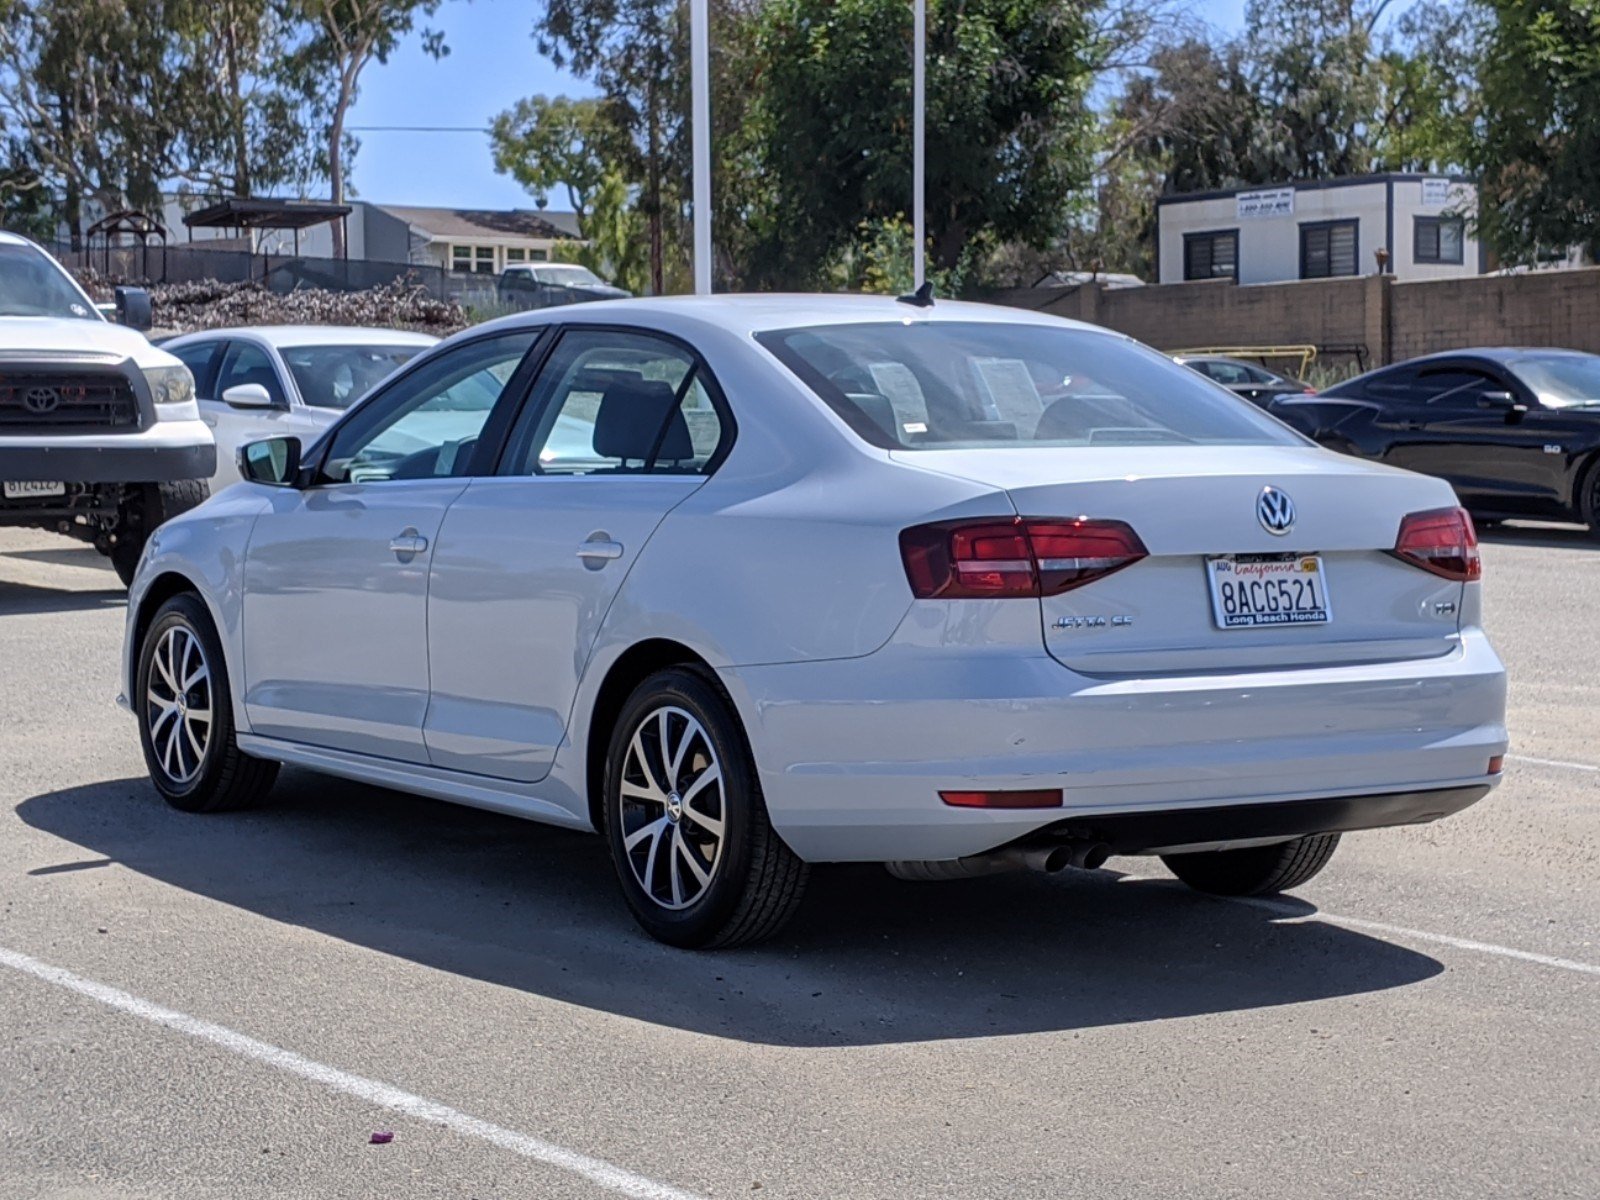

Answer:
[1174,354,1316,408]
[1273,348,1600,536]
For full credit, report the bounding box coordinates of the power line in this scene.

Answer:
[346,125,489,133]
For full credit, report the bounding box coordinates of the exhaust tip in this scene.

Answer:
[1077,842,1111,871]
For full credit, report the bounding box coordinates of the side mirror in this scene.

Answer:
[238,436,302,487]
[222,382,276,409]
[114,286,153,332]
[1477,391,1517,409]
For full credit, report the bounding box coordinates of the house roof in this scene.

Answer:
[374,204,581,242]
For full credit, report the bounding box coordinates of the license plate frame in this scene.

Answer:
[3,481,66,500]
[1206,553,1331,629]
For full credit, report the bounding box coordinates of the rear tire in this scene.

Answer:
[1162,833,1341,896]
[1578,455,1600,542]
[136,593,277,813]
[602,667,808,948]
[107,481,210,588]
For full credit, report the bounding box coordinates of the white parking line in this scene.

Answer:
[0,945,706,1200]
[1238,899,1600,978]
[1508,752,1600,774]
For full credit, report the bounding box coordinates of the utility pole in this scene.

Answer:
[912,0,925,289]
[691,0,711,294]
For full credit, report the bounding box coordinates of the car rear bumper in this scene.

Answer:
[0,419,216,483]
[721,627,1507,862]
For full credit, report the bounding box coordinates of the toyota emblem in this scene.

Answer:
[1257,486,1296,536]
[22,386,61,414]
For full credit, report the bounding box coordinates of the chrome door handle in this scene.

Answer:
[576,539,624,562]
[389,529,429,557]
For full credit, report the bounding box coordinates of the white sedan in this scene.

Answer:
[161,326,437,487]
[122,296,1507,947]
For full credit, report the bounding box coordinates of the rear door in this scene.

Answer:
[422,327,729,781]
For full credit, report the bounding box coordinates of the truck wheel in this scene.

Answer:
[108,481,210,587]
[1162,833,1341,896]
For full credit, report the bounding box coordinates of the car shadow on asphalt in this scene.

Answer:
[17,770,1444,1047]
[0,578,125,616]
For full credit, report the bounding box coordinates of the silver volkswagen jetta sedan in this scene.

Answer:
[122,295,1507,947]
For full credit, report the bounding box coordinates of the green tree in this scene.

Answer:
[748,0,1097,287]
[286,0,447,256]
[489,95,621,236]
[1475,0,1600,262]
[534,0,687,293]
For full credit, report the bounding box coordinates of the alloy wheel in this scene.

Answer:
[619,705,726,910]
[145,625,213,786]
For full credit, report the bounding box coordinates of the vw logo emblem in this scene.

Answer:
[22,386,61,414]
[1257,486,1296,535]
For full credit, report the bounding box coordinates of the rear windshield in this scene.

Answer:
[758,321,1299,449]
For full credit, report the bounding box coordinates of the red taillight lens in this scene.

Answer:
[1392,507,1481,581]
[900,517,1147,599]
[940,788,1064,809]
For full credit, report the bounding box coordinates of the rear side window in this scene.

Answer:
[758,322,1298,449]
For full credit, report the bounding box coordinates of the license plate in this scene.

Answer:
[1207,553,1330,629]
[3,481,65,499]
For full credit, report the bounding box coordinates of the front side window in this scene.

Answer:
[1415,368,1503,405]
[322,331,536,483]
[216,342,287,406]
[1183,230,1237,281]
[281,344,426,410]
[758,322,1300,450]
[0,242,99,320]
[1415,216,1465,264]
[1301,220,1359,278]
[504,329,726,476]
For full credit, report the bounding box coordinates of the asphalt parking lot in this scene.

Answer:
[0,524,1595,1200]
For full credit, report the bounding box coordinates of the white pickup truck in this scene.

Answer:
[0,232,215,584]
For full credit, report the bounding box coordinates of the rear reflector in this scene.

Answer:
[939,789,1064,809]
[901,517,1147,599]
[1487,755,1504,775]
[1392,507,1481,582]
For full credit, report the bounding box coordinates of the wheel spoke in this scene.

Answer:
[185,707,211,725]
[182,663,209,691]
[627,729,667,801]
[667,715,701,788]
[153,636,179,693]
[625,814,668,852]
[656,709,674,786]
[147,696,177,737]
[641,822,665,896]
[675,832,711,890]
[184,718,206,766]
[669,827,685,906]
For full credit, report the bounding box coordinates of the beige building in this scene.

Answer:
[372,205,582,273]
[1156,174,1482,286]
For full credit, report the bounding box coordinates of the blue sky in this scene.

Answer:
[348,0,1248,211]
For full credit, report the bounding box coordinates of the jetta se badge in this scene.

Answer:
[1257,486,1296,536]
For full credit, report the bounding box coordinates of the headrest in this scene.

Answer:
[593,378,694,463]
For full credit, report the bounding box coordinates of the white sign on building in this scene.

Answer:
[1236,188,1295,219]
[1421,178,1451,208]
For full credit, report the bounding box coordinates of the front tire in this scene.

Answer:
[108,481,211,587]
[602,667,808,948]
[136,593,277,813]
[1161,833,1341,896]
[1578,455,1600,542]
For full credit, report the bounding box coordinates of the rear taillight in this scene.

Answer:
[1392,507,1481,581]
[900,517,1147,599]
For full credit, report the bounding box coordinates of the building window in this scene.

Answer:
[1415,216,1465,265]
[1300,220,1359,279]
[505,247,527,263]
[450,244,496,273]
[1183,230,1238,281]
[530,248,549,262]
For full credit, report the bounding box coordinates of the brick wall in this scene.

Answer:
[993,267,1600,367]
[1389,270,1600,360]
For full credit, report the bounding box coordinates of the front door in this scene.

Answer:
[240,330,540,762]
[423,327,728,781]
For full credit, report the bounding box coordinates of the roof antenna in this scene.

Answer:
[897,280,934,308]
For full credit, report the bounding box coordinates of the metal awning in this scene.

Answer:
[182,198,352,232]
